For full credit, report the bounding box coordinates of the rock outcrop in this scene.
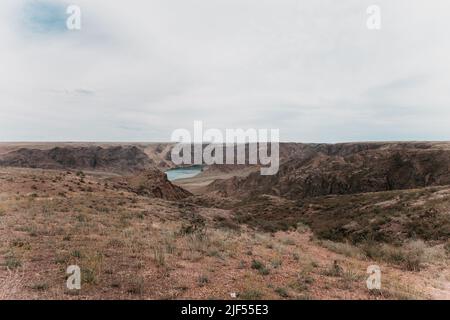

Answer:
[114,169,192,201]
[209,143,450,199]
[0,146,153,173]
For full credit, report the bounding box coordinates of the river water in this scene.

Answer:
[165,165,203,181]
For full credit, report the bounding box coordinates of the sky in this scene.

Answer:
[0,0,450,142]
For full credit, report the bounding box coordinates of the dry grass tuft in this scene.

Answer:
[0,268,25,300]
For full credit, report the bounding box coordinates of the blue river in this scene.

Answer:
[165,166,203,181]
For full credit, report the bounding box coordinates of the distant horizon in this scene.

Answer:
[1,140,449,144]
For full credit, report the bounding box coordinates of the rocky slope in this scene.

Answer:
[209,142,450,199]
[113,169,192,201]
[0,146,154,173]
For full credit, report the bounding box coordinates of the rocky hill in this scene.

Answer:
[209,142,450,199]
[112,169,192,201]
[0,146,154,173]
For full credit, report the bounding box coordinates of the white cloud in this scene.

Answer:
[1,0,450,142]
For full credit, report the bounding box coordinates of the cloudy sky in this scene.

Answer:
[1,0,450,142]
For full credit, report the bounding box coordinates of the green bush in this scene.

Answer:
[251,259,270,275]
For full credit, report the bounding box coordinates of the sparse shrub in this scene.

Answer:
[107,239,124,248]
[361,241,427,271]
[197,274,209,287]
[296,222,310,233]
[76,214,87,223]
[153,245,166,267]
[0,269,24,300]
[127,278,145,295]
[240,289,262,300]
[215,216,240,230]
[4,255,22,269]
[162,234,176,254]
[207,249,221,258]
[270,259,282,269]
[41,203,54,216]
[298,271,314,285]
[184,230,214,259]
[320,240,363,259]
[281,237,295,246]
[71,250,83,259]
[118,213,131,227]
[179,217,206,236]
[360,242,380,260]
[11,239,29,249]
[260,267,271,276]
[251,260,270,275]
[402,253,423,271]
[76,171,85,178]
[97,206,110,213]
[136,212,145,219]
[31,282,49,291]
[291,271,314,293]
[421,245,447,263]
[342,269,363,282]
[251,259,264,270]
[274,287,289,298]
[323,260,343,277]
[82,252,104,285]
[82,269,97,285]
[445,241,450,255]
[54,255,68,265]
